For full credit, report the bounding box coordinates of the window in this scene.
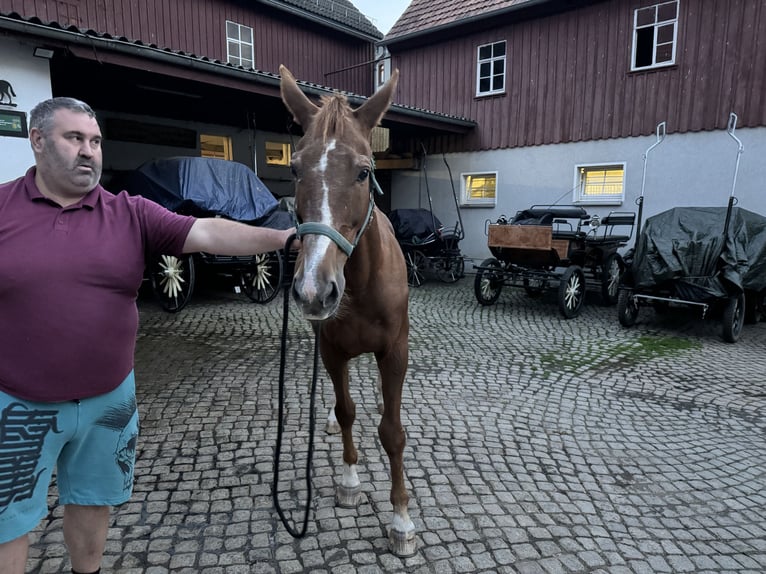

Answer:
[226,20,254,69]
[200,134,232,160]
[575,164,625,204]
[631,1,678,71]
[462,172,497,206]
[265,141,290,166]
[476,41,506,96]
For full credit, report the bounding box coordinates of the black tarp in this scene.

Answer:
[631,206,766,300]
[124,157,291,227]
[388,208,443,243]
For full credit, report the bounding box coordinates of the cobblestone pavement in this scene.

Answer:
[27,278,766,573]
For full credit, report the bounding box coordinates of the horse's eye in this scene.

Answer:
[357,168,370,182]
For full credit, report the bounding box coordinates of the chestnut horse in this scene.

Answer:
[279,65,415,556]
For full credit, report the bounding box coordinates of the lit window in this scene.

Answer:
[265,141,290,166]
[476,41,506,96]
[462,172,497,206]
[200,134,232,160]
[632,1,678,71]
[226,20,254,69]
[576,164,625,204]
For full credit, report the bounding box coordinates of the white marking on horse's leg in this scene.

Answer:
[325,405,340,434]
[341,463,360,489]
[389,506,417,556]
[376,373,384,415]
[336,462,363,507]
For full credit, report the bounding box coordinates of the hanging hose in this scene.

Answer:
[272,234,320,538]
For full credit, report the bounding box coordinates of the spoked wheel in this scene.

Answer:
[722,292,745,343]
[557,265,585,318]
[474,258,503,306]
[406,250,429,287]
[523,276,546,298]
[240,250,284,304]
[437,255,465,284]
[601,253,622,306]
[150,254,195,313]
[617,288,639,327]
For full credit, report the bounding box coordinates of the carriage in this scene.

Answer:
[473,205,636,318]
[616,114,766,342]
[123,156,294,312]
[388,207,464,286]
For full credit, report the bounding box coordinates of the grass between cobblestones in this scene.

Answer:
[538,334,701,375]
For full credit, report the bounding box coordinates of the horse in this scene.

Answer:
[279,65,415,556]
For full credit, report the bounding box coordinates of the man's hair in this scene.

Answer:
[29,97,97,136]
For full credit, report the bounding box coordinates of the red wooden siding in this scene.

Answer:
[388,0,766,152]
[1,0,375,94]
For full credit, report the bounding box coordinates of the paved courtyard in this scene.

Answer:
[28,277,766,573]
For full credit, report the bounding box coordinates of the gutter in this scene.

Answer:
[0,15,475,133]
[382,0,553,47]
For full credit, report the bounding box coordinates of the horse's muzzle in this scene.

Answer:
[291,273,342,321]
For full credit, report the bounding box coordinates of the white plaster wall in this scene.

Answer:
[390,126,766,268]
[0,38,54,182]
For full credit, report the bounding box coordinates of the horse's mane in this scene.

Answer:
[315,94,353,142]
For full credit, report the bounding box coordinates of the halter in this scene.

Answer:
[295,157,383,257]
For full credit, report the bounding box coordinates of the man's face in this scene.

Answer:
[32,108,103,198]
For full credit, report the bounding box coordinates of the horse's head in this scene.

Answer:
[280,65,399,321]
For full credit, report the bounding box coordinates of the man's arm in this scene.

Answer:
[183,218,296,255]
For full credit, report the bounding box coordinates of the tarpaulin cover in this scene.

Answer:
[631,206,766,300]
[389,208,443,243]
[125,157,280,224]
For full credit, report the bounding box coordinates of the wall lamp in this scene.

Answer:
[33,47,55,59]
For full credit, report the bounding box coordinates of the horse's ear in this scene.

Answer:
[353,69,399,134]
[279,65,319,127]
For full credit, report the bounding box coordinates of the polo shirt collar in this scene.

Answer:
[25,166,101,209]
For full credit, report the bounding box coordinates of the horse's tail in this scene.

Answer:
[9,84,16,97]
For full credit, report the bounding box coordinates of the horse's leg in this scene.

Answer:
[376,341,416,557]
[322,348,363,507]
[326,406,341,434]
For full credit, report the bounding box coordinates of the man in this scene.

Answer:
[0,97,296,573]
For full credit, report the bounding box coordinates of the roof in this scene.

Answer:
[0,12,475,133]
[385,0,548,43]
[260,0,383,39]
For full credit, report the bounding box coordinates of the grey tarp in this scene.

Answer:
[631,206,766,300]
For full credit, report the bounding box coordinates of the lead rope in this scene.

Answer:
[273,233,320,538]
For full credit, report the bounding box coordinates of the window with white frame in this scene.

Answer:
[631,1,678,71]
[462,172,497,206]
[476,41,506,96]
[575,164,625,204]
[226,20,254,69]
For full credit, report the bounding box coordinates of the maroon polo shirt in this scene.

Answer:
[0,167,196,401]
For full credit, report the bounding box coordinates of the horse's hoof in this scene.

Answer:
[388,527,417,557]
[335,483,362,507]
[325,420,341,434]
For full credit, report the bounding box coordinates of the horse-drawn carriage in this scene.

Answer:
[474,205,636,318]
[617,114,766,342]
[123,156,294,312]
[388,207,464,287]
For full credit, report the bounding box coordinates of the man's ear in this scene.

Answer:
[29,128,44,153]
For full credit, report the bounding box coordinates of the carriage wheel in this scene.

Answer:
[617,288,639,326]
[600,253,622,306]
[557,265,585,318]
[523,276,546,298]
[406,250,428,287]
[150,254,195,313]
[240,250,284,304]
[722,292,745,343]
[437,255,465,283]
[474,258,503,305]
